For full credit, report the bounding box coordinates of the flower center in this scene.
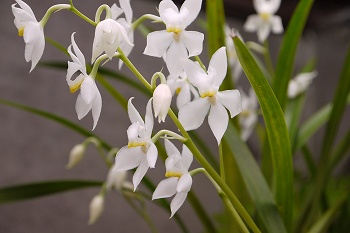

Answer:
[200,91,217,105]
[165,171,182,178]
[18,27,24,37]
[175,87,181,95]
[128,141,146,148]
[69,79,84,93]
[259,12,271,21]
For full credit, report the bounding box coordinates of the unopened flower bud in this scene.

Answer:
[88,195,104,225]
[153,84,172,123]
[66,144,86,169]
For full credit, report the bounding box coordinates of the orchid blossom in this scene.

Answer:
[239,88,259,141]
[243,0,283,42]
[144,0,204,77]
[153,83,173,123]
[167,72,199,109]
[178,47,242,144]
[288,71,317,99]
[111,0,134,68]
[12,0,45,72]
[91,13,133,63]
[152,139,193,217]
[114,98,157,190]
[67,33,102,130]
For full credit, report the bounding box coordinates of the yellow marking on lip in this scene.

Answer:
[165,171,182,178]
[18,27,24,37]
[128,141,146,148]
[69,79,84,93]
[200,91,216,98]
[175,87,181,95]
[259,12,271,21]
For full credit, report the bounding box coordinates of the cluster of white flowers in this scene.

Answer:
[11,0,317,223]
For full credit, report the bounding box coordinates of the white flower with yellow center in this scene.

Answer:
[67,33,102,130]
[144,0,204,77]
[243,0,283,42]
[178,47,242,144]
[115,98,157,190]
[11,0,45,72]
[152,139,193,217]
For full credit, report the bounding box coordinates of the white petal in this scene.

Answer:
[181,145,193,170]
[146,142,158,168]
[271,16,283,34]
[15,0,36,20]
[70,32,86,72]
[243,15,259,32]
[178,97,210,131]
[29,29,45,72]
[217,90,242,118]
[91,90,102,130]
[120,0,133,23]
[152,177,178,199]
[170,192,188,217]
[115,146,143,171]
[177,173,192,193]
[165,139,180,157]
[80,76,98,104]
[208,102,228,144]
[75,93,92,120]
[209,47,227,87]
[127,97,144,125]
[181,31,204,57]
[132,157,149,190]
[106,166,127,190]
[144,98,154,139]
[257,22,270,43]
[159,0,179,21]
[181,0,202,28]
[111,3,123,20]
[182,58,207,89]
[176,83,191,109]
[166,41,188,77]
[144,31,173,57]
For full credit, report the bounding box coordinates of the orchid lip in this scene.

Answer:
[165,171,183,178]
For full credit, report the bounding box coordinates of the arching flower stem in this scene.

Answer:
[95,4,113,23]
[84,137,113,168]
[90,53,119,78]
[194,56,206,71]
[39,4,71,27]
[150,72,167,90]
[151,130,187,143]
[132,14,163,30]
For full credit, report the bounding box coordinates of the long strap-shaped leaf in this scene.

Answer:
[0,180,102,204]
[234,36,293,230]
[273,0,314,109]
[224,123,287,233]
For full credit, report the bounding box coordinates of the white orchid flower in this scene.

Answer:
[106,166,132,191]
[91,17,133,63]
[115,98,157,190]
[67,33,102,130]
[153,83,173,123]
[288,71,317,99]
[152,139,193,217]
[12,0,45,72]
[111,0,134,68]
[144,0,204,77]
[88,195,104,224]
[239,88,259,141]
[178,47,242,144]
[167,72,199,109]
[243,0,283,42]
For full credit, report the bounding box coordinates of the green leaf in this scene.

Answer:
[234,36,293,230]
[0,98,111,150]
[273,0,315,109]
[224,123,287,233]
[0,180,102,204]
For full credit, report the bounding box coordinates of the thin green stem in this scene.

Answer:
[90,54,111,78]
[132,14,162,30]
[219,142,225,181]
[69,5,96,26]
[194,56,206,71]
[95,4,112,23]
[118,48,152,91]
[151,130,186,143]
[40,4,71,27]
[151,72,167,89]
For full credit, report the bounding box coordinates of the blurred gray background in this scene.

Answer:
[1,0,350,232]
